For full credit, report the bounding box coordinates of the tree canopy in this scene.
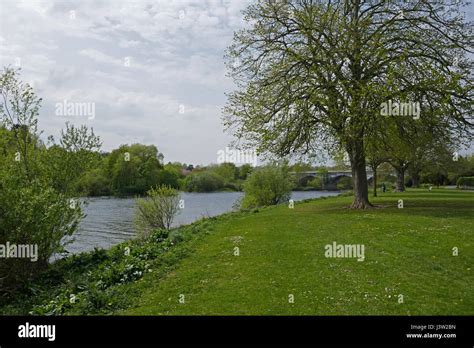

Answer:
[224,0,473,208]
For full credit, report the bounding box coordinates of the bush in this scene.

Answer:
[183,172,225,192]
[156,169,179,189]
[134,186,181,238]
[308,177,324,190]
[76,169,112,196]
[241,165,292,209]
[0,69,96,301]
[0,174,82,299]
[336,176,353,190]
[456,176,474,188]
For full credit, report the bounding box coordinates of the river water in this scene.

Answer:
[66,191,339,255]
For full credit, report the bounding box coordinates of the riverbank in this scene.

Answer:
[69,191,340,255]
[1,189,472,315]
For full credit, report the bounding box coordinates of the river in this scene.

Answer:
[65,191,339,255]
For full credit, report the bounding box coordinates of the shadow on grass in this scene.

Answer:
[310,191,473,220]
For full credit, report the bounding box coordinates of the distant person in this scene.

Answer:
[382,183,386,193]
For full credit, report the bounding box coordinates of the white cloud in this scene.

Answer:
[0,0,252,164]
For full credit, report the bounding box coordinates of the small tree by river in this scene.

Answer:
[134,185,181,238]
[241,165,293,209]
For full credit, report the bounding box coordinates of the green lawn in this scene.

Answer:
[120,189,473,315]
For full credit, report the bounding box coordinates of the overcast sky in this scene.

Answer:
[0,0,253,165]
[1,1,473,165]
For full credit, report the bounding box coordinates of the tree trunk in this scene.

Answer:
[394,167,406,192]
[373,166,377,197]
[411,171,420,188]
[348,139,372,208]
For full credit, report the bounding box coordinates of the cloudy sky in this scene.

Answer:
[1,1,473,165]
[0,0,252,165]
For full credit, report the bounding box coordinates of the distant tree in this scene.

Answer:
[184,171,225,192]
[237,163,253,180]
[43,122,102,194]
[106,144,163,195]
[366,136,388,197]
[211,162,238,183]
[157,168,180,189]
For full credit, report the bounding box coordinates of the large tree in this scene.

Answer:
[224,0,473,208]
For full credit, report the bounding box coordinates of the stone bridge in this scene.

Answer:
[290,170,383,188]
[291,170,375,180]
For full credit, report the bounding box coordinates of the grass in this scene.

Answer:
[120,189,473,315]
[1,189,472,316]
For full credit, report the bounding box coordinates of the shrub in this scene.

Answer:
[183,172,224,192]
[134,185,181,238]
[156,169,179,189]
[336,176,353,190]
[76,169,112,196]
[308,176,324,190]
[241,165,292,209]
[0,69,96,301]
[456,176,474,188]
[0,174,82,299]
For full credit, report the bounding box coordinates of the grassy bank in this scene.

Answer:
[1,189,472,315]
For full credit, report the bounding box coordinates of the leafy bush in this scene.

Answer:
[241,165,292,209]
[76,168,112,196]
[183,171,225,192]
[210,163,238,182]
[156,168,179,189]
[336,176,353,190]
[308,176,324,190]
[134,186,181,238]
[10,217,214,315]
[106,144,164,196]
[0,175,83,298]
[456,176,474,188]
[0,68,96,301]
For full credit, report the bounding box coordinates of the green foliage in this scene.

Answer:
[135,186,181,238]
[237,163,253,180]
[75,168,112,197]
[1,218,214,315]
[42,123,102,195]
[0,68,96,300]
[105,144,164,196]
[210,162,238,182]
[184,171,225,192]
[224,1,472,208]
[308,176,324,190]
[457,177,474,188]
[336,176,353,190]
[156,168,180,189]
[0,175,83,298]
[241,165,292,208]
